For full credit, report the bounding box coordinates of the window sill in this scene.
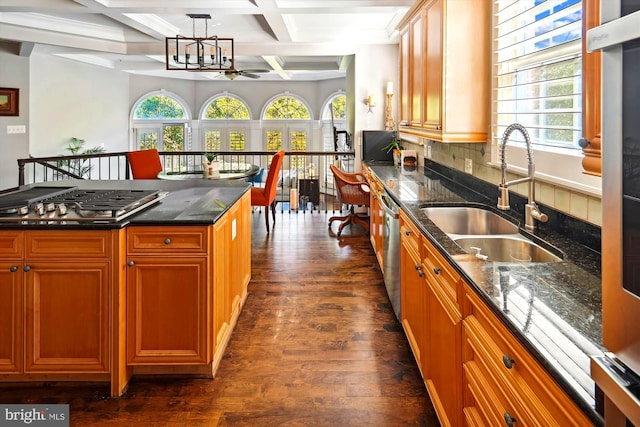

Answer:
[490,144,602,197]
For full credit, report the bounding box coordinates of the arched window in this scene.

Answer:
[262,95,312,152]
[200,94,251,152]
[321,92,348,151]
[130,92,190,152]
[262,94,313,172]
[264,96,311,120]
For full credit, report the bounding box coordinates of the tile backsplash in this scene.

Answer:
[408,139,602,227]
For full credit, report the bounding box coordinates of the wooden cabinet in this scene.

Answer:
[0,231,23,374]
[0,231,112,376]
[0,188,251,395]
[368,172,385,269]
[422,236,463,427]
[212,190,251,372]
[126,226,209,365]
[462,283,593,426]
[400,209,426,370]
[397,208,593,426]
[581,0,602,176]
[398,0,490,143]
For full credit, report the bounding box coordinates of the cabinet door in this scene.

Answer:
[127,257,208,364]
[410,10,424,127]
[423,0,442,129]
[369,190,384,269]
[234,191,251,311]
[400,28,411,125]
[0,262,22,373]
[424,276,462,427]
[400,235,425,369]
[213,213,231,350]
[24,262,110,373]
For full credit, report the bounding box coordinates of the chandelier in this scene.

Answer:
[165,14,234,72]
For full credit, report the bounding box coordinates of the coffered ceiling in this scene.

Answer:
[0,0,413,81]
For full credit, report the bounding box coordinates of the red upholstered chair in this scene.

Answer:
[251,150,285,233]
[128,149,163,179]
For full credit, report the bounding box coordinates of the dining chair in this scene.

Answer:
[128,149,163,179]
[251,151,285,233]
[328,164,370,236]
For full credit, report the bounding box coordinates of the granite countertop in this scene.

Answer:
[367,164,604,425]
[0,179,251,229]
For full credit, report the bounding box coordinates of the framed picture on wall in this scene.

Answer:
[0,88,19,116]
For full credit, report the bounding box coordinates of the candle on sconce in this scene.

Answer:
[386,81,394,95]
[367,95,375,106]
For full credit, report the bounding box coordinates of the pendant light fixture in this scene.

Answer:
[165,14,234,72]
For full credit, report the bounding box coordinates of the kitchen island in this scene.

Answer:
[0,179,251,396]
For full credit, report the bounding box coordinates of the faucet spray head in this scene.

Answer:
[497,184,510,210]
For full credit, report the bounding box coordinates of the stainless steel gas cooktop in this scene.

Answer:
[0,186,166,223]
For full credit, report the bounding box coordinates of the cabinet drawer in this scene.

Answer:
[463,360,528,427]
[399,209,421,255]
[463,319,538,426]
[463,286,592,426]
[26,231,110,259]
[422,236,461,311]
[127,226,208,255]
[0,231,23,259]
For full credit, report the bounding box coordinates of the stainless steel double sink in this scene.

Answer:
[421,206,562,263]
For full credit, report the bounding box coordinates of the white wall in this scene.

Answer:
[30,48,130,157]
[352,44,400,170]
[0,43,30,190]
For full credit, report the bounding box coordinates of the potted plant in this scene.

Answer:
[202,152,221,178]
[55,137,105,179]
[382,137,403,167]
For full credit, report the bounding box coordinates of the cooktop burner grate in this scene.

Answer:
[43,189,161,212]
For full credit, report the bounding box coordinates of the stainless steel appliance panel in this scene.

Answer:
[380,192,400,320]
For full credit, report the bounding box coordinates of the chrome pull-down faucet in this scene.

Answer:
[497,123,548,230]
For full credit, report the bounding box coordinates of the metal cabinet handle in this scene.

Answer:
[433,267,441,275]
[502,354,515,369]
[578,137,590,148]
[164,238,171,245]
[414,263,420,270]
[418,271,425,277]
[504,412,517,427]
[128,261,135,267]
[23,265,31,272]
[10,265,18,272]
[405,230,411,236]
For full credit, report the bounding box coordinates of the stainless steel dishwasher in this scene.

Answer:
[380,191,401,320]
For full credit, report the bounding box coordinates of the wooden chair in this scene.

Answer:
[328,164,370,236]
[128,149,163,179]
[251,151,285,233]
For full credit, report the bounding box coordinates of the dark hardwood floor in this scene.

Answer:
[0,209,440,426]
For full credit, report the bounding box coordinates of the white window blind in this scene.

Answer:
[494,0,583,150]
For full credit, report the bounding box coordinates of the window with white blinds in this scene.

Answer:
[494,0,583,150]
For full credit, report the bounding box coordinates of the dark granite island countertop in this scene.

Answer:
[0,179,251,229]
[367,164,604,425]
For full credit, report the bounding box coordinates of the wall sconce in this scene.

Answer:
[364,95,375,113]
[384,81,395,130]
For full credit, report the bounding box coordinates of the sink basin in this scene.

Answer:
[421,206,519,235]
[453,236,563,263]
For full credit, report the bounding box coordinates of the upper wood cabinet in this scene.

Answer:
[399,0,490,143]
[581,0,602,176]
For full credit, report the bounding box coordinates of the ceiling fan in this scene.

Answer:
[221,69,270,80]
